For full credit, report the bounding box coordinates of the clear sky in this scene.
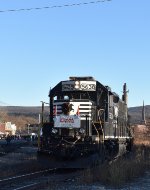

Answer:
[0,0,150,107]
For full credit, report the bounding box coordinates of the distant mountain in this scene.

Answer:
[128,105,150,124]
[0,106,49,130]
[0,105,150,130]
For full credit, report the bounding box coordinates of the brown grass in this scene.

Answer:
[80,145,150,188]
[133,124,150,146]
[134,139,150,146]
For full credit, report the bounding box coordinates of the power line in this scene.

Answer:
[0,0,111,13]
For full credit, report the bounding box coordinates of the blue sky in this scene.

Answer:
[0,0,150,107]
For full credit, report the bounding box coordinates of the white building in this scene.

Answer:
[5,122,17,135]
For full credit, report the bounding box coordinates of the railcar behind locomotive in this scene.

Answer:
[38,76,132,164]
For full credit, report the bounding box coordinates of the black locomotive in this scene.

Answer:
[38,77,132,166]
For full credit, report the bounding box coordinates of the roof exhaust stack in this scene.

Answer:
[122,83,128,105]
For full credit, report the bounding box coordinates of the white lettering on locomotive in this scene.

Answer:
[62,81,96,91]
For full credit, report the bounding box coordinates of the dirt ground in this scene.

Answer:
[0,139,45,178]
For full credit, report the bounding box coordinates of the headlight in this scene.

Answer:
[79,128,85,134]
[75,81,80,89]
[51,128,58,134]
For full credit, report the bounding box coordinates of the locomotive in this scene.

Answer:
[38,77,132,166]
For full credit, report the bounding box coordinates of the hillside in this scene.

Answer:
[0,105,150,131]
[128,105,150,124]
[0,106,49,131]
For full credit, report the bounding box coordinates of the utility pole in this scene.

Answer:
[142,101,146,125]
[41,101,44,125]
[38,101,49,150]
[27,123,30,134]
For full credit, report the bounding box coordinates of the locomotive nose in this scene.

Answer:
[62,103,74,115]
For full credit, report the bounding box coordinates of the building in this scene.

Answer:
[0,123,5,136]
[0,122,17,136]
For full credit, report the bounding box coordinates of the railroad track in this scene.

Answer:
[0,143,129,190]
[0,168,57,190]
[0,167,80,190]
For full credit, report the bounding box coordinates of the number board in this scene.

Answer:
[62,81,96,91]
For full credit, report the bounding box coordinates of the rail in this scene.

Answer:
[0,168,57,187]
